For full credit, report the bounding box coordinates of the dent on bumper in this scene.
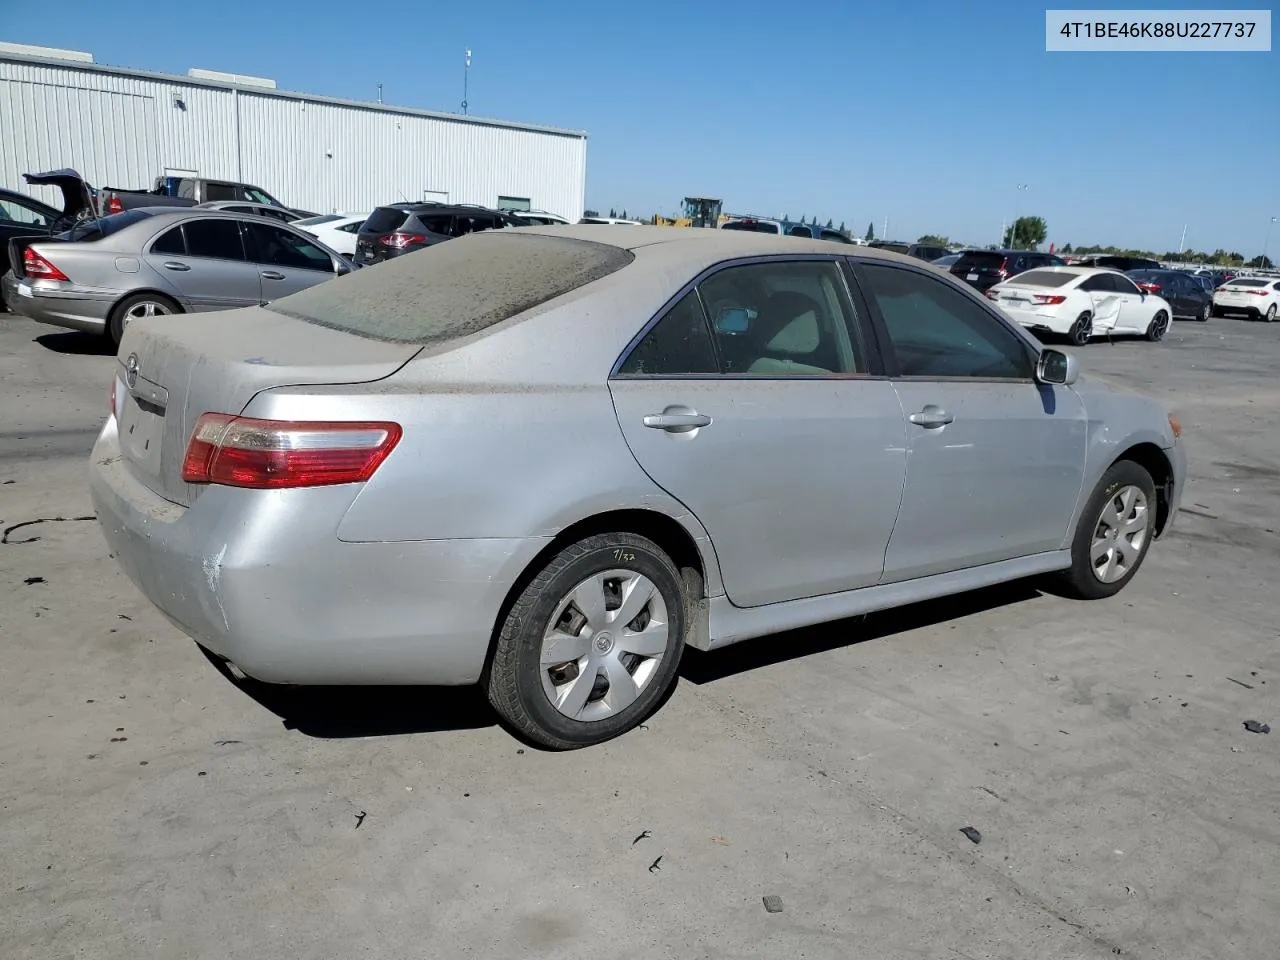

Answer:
[89,422,550,685]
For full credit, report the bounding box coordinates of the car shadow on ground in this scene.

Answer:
[35,331,115,356]
[680,581,1043,685]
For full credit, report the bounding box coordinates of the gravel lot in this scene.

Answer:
[1,312,1277,960]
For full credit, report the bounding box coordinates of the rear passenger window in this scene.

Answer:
[150,226,186,256]
[183,219,246,260]
[617,292,718,375]
[697,260,862,375]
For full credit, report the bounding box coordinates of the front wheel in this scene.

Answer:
[486,533,687,749]
[108,292,180,346]
[1266,304,1277,323]
[1200,302,1211,322]
[1145,310,1169,342]
[1068,312,1092,346]
[1054,460,1157,600]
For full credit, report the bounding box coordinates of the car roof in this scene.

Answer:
[379,202,503,215]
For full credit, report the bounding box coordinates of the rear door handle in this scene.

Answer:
[643,413,712,432]
[260,270,285,280]
[161,261,190,272]
[908,407,954,428]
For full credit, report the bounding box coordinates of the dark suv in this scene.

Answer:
[1076,254,1161,272]
[355,203,512,264]
[950,249,1066,291]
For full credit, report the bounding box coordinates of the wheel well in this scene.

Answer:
[1114,443,1174,534]
[110,289,183,317]
[481,510,710,682]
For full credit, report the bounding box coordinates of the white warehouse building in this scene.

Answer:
[0,43,588,221]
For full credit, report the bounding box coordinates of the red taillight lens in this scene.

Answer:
[984,289,1001,300]
[1136,282,1161,293]
[379,233,427,249]
[181,414,402,489]
[106,195,123,214]
[23,247,70,281]
[1247,289,1268,295]
[1032,294,1067,305]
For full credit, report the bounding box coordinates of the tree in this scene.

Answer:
[916,234,951,246]
[621,209,628,219]
[865,221,875,242]
[839,221,846,234]
[810,215,819,226]
[1060,242,1074,254]
[799,214,807,225]
[1002,215,1047,250]
[825,218,833,229]
[583,209,599,218]
[1248,255,1275,269]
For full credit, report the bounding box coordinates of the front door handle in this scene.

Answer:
[908,407,954,428]
[643,412,712,432]
[162,261,190,272]
[260,270,286,280]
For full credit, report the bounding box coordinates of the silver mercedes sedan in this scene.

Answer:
[3,207,350,345]
[89,226,1186,749]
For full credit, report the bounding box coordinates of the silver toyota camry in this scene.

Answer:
[89,226,1186,749]
[3,207,350,345]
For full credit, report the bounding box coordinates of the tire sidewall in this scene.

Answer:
[1070,313,1091,346]
[109,293,178,346]
[1267,305,1277,323]
[504,536,686,746]
[1147,310,1168,341]
[1068,461,1157,599]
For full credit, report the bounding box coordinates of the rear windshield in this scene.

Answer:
[722,220,780,234]
[362,207,410,233]
[61,209,154,242]
[955,251,1005,269]
[270,233,635,344]
[1005,269,1074,288]
[1227,278,1268,287]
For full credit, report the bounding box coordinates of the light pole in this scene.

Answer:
[1264,216,1277,268]
[462,49,471,115]
[1010,183,1029,248]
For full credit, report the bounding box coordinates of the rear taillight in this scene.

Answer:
[1246,289,1269,296]
[984,289,1001,300]
[379,233,427,249]
[1032,294,1067,305]
[23,247,70,281]
[181,414,401,489]
[997,264,1010,279]
[106,195,123,214]
[1136,282,1161,294]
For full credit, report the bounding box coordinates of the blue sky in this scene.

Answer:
[6,0,1277,253]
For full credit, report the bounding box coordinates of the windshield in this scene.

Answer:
[1227,278,1268,287]
[1004,269,1075,288]
[722,220,780,234]
[271,233,634,344]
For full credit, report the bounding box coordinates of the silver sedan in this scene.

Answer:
[2,207,350,344]
[89,226,1187,748]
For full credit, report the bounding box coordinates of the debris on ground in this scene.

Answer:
[648,856,663,873]
[1227,677,1255,690]
[762,895,784,914]
[632,830,651,845]
[710,836,730,846]
[354,810,367,829]
[117,614,132,621]
[960,827,982,845]
[109,737,127,743]
[23,576,45,585]
[1243,720,1271,735]
[214,739,242,746]
[2,515,96,545]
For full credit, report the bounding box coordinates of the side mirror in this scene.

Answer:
[1037,348,1079,386]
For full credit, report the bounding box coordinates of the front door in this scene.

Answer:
[852,260,1087,583]
[609,259,908,608]
[242,221,338,303]
[1108,273,1154,332]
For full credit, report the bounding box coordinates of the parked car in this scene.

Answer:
[1212,277,1280,322]
[1185,273,1216,295]
[722,219,853,243]
[89,227,1185,748]
[102,175,316,218]
[868,240,910,254]
[950,249,1066,291]
[985,266,1173,345]
[1126,269,1213,321]
[292,213,368,257]
[578,215,643,225]
[196,201,304,224]
[2,208,350,344]
[930,253,962,269]
[907,243,950,262]
[355,203,510,264]
[1075,254,1161,272]
[1,178,74,249]
[509,210,571,226]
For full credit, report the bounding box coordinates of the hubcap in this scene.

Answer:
[539,570,669,722]
[1073,317,1091,344]
[1090,485,1149,584]
[122,300,170,332]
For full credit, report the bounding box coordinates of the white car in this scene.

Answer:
[986,267,1173,346]
[292,213,368,256]
[514,210,572,226]
[1212,276,1280,322]
[578,216,643,225]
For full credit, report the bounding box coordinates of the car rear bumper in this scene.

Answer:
[3,274,112,333]
[1213,301,1266,318]
[89,418,550,686]
[1007,311,1073,334]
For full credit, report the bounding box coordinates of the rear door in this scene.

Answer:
[242,221,338,301]
[852,260,1087,581]
[142,217,261,311]
[608,257,908,607]
[1077,273,1123,333]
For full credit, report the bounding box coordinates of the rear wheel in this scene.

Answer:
[1055,460,1157,600]
[1266,304,1277,323]
[1200,302,1211,322]
[486,533,687,749]
[1145,310,1169,342]
[1068,312,1092,346]
[108,293,179,346]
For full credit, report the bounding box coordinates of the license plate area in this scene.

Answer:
[117,384,168,480]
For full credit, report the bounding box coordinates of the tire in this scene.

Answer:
[1068,312,1092,346]
[1145,309,1169,342]
[1054,460,1157,600]
[1266,304,1277,324]
[486,533,687,749]
[1200,302,1211,322]
[107,292,180,346]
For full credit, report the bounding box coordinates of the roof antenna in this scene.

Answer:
[462,49,471,114]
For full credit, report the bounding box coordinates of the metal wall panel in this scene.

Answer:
[1,56,587,220]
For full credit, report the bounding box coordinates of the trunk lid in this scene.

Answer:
[113,305,421,506]
[23,168,95,225]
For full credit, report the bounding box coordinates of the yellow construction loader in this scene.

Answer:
[653,197,724,228]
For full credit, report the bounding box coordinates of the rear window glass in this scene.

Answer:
[416,215,455,235]
[1005,269,1074,288]
[955,251,1005,269]
[270,233,635,344]
[722,220,780,234]
[61,209,154,242]
[1228,278,1268,287]
[362,207,410,233]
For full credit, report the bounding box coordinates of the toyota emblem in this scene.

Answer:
[125,353,139,390]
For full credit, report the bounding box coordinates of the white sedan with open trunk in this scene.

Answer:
[985,266,1174,346]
